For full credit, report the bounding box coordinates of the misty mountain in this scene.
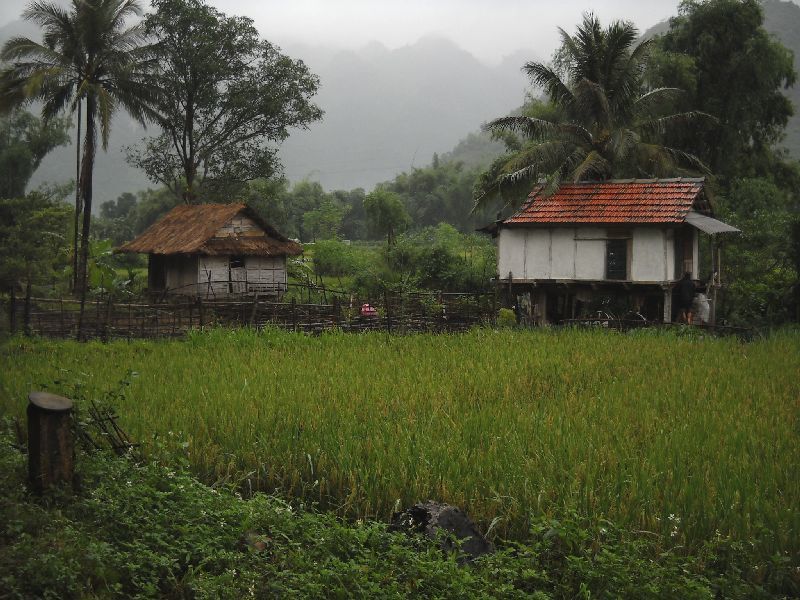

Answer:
[0,15,534,205]
[277,36,532,190]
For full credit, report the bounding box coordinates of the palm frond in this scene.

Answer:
[0,36,68,64]
[570,149,612,182]
[573,77,611,129]
[40,80,75,119]
[636,143,710,176]
[634,87,684,115]
[524,62,576,115]
[486,115,592,146]
[607,128,639,163]
[637,110,716,137]
[21,0,72,30]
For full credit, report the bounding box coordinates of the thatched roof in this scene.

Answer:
[116,203,302,257]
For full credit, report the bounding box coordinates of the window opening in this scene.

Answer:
[606,239,628,280]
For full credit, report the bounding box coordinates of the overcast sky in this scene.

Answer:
[1,0,685,63]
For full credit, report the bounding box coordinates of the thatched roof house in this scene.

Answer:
[118,203,302,298]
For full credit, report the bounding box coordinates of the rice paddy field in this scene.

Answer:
[1,327,798,560]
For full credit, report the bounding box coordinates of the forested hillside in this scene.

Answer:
[642,0,800,158]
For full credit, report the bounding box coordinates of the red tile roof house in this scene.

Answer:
[481,178,739,324]
[117,203,302,299]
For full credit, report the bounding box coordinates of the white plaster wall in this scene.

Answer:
[574,240,605,279]
[550,228,576,279]
[524,230,551,279]
[498,225,679,282]
[631,228,666,281]
[497,229,526,279]
[692,229,699,278]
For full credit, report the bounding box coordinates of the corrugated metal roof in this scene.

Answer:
[685,211,740,235]
[503,178,707,225]
[116,203,303,256]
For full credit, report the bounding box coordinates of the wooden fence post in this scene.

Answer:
[27,392,74,495]
[249,293,260,327]
[9,287,17,334]
[59,297,65,336]
[291,297,298,332]
[384,290,392,333]
[332,295,340,327]
[198,298,204,328]
[23,279,32,336]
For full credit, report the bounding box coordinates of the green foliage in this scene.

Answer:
[0,110,70,199]
[93,187,181,248]
[311,240,367,278]
[0,193,71,294]
[652,0,796,181]
[388,224,496,291]
[364,188,410,245]
[716,178,799,325]
[497,307,517,327]
[128,0,322,202]
[383,160,494,232]
[302,198,348,241]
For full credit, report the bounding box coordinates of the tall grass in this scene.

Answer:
[1,328,798,558]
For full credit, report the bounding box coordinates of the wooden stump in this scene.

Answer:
[27,392,74,494]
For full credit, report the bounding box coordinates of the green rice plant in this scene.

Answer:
[1,328,798,564]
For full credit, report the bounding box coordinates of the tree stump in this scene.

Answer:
[27,392,74,494]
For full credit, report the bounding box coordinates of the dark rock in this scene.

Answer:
[389,501,493,562]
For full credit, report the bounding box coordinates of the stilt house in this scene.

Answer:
[483,178,739,324]
[117,203,302,298]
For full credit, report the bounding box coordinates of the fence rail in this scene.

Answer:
[6,292,497,340]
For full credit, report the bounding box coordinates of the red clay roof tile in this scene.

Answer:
[503,178,706,225]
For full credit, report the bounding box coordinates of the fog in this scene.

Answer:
[1,0,682,64]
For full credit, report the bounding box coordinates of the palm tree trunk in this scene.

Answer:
[71,99,82,294]
[76,97,96,340]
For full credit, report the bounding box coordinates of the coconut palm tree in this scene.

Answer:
[474,14,710,210]
[0,0,159,313]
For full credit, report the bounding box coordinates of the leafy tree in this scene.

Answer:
[475,13,708,210]
[100,192,137,220]
[387,223,496,291]
[385,160,491,232]
[331,188,367,240]
[130,187,181,235]
[287,180,327,241]
[128,0,323,203]
[651,0,796,182]
[716,178,798,325]
[95,192,139,245]
[364,188,410,246]
[0,193,71,298]
[0,0,160,306]
[311,239,366,278]
[244,178,292,235]
[303,198,347,241]
[0,110,70,199]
